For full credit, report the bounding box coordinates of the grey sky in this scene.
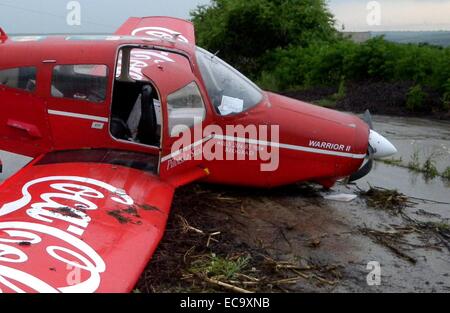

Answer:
[329,0,450,31]
[0,0,211,34]
[0,0,449,34]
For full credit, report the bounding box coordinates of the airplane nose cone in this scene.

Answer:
[369,130,398,159]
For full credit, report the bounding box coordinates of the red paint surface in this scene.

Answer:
[0,162,174,293]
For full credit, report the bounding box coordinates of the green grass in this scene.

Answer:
[408,149,421,172]
[189,254,251,280]
[443,167,450,179]
[380,157,403,166]
[422,158,439,179]
[427,222,450,233]
[381,152,448,179]
[314,98,337,108]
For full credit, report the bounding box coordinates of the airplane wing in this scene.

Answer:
[0,150,175,293]
[115,16,196,45]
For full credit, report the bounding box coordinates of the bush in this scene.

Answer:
[191,0,337,78]
[192,0,450,113]
[443,167,450,179]
[406,85,427,111]
[442,79,450,111]
[422,158,439,179]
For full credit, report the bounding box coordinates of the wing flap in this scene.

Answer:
[0,157,174,293]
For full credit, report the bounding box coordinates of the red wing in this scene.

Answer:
[0,150,174,293]
[115,16,196,45]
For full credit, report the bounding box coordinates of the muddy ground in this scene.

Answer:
[282,81,450,120]
[136,181,450,293]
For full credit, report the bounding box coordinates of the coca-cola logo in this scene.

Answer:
[0,176,134,293]
[116,49,176,81]
[116,26,187,81]
[132,26,189,43]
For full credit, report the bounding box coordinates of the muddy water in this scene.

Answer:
[315,115,450,292]
[358,115,450,216]
[363,115,449,195]
[0,151,32,181]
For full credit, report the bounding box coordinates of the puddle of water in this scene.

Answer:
[370,115,450,172]
[354,114,450,218]
[358,162,450,217]
[0,151,32,182]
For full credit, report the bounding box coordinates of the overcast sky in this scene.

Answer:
[330,0,450,31]
[0,0,449,34]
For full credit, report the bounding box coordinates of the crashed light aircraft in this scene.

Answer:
[0,17,396,293]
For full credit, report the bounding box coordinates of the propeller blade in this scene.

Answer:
[348,145,374,182]
[363,109,374,130]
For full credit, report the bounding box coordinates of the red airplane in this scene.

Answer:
[0,17,396,293]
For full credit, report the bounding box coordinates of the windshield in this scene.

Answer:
[196,47,263,116]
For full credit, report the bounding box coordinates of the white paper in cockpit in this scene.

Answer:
[218,95,244,115]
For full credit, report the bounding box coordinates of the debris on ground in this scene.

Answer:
[359,185,450,262]
[135,183,345,293]
[359,186,412,215]
[323,193,358,202]
[135,183,450,293]
[359,226,417,264]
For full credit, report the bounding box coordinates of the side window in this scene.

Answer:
[167,82,206,137]
[0,67,37,92]
[51,64,108,103]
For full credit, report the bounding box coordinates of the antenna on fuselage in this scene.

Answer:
[211,50,220,61]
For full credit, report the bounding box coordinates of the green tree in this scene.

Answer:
[191,0,337,77]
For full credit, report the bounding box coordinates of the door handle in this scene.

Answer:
[7,119,42,138]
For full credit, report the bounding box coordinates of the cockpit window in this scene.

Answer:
[196,47,263,116]
[167,81,206,137]
[0,67,36,92]
[51,64,108,103]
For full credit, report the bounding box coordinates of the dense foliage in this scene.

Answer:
[191,0,450,113]
[191,0,337,76]
[259,38,450,92]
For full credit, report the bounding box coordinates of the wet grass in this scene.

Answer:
[408,149,422,172]
[380,157,403,166]
[428,222,450,233]
[360,187,410,215]
[422,158,439,179]
[360,185,450,262]
[443,167,450,180]
[189,254,251,281]
[380,149,447,179]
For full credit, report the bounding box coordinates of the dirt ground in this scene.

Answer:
[136,181,450,293]
[282,81,450,120]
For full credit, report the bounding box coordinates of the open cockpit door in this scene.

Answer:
[140,51,210,182]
